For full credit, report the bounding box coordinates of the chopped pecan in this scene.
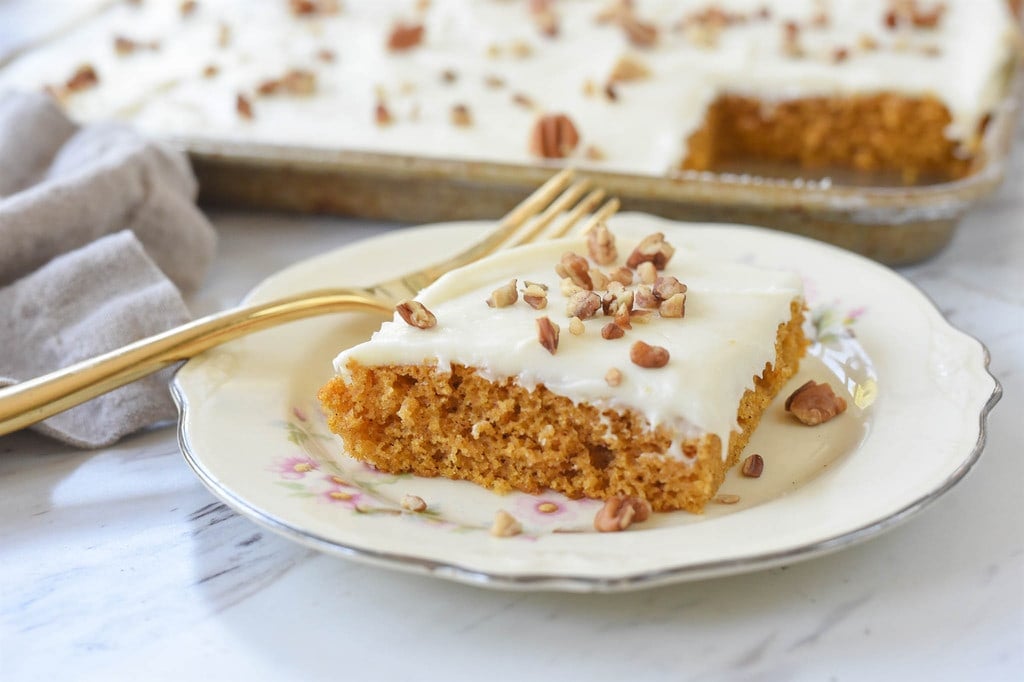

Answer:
[630,340,669,368]
[315,47,336,62]
[587,221,617,265]
[713,494,741,505]
[257,69,317,96]
[566,290,602,320]
[741,454,764,478]
[451,103,473,127]
[483,74,505,89]
[512,92,536,109]
[65,64,99,92]
[633,284,657,309]
[626,232,675,270]
[584,144,606,161]
[217,22,231,47]
[594,495,651,532]
[180,0,197,17]
[375,99,393,126]
[629,309,653,324]
[559,277,584,297]
[621,16,658,47]
[490,510,523,537]
[510,40,534,58]
[594,0,632,24]
[605,367,623,386]
[289,0,340,16]
[608,266,633,286]
[651,275,687,301]
[235,93,254,119]
[608,54,651,82]
[659,292,686,318]
[114,35,159,55]
[529,0,560,37]
[859,33,880,51]
[486,279,518,308]
[785,380,847,425]
[602,287,633,319]
[522,283,548,310]
[441,68,458,83]
[536,316,560,354]
[568,316,585,336]
[396,299,437,329]
[588,269,610,291]
[401,494,427,512]
[202,64,219,78]
[388,22,425,51]
[601,323,625,340]
[529,113,580,158]
[559,252,593,289]
[782,21,804,58]
[636,261,657,285]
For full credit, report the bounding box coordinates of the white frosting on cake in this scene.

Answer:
[0,0,1017,176]
[332,219,803,459]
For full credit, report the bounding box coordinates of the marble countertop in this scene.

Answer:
[3,145,1022,679]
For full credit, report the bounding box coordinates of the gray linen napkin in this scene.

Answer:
[0,91,217,447]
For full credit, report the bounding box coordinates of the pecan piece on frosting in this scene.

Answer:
[536,316,560,354]
[65,64,99,92]
[486,279,518,308]
[621,15,658,47]
[235,93,254,119]
[594,495,651,532]
[601,322,624,340]
[652,275,687,301]
[387,22,425,51]
[289,0,340,16]
[566,290,602,320]
[395,299,436,329]
[658,292,686,318]
[785,380,848,425]
[608,54,651,83]
[450,103,473,127]
[630,340,669,368]
[587,221,618,265]
[529,0,560,37]
[529,113,580,158]
[522,283,548,310]
[558,252,593,289]
[626,232,676,270]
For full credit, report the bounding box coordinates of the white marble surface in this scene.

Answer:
[2,151,1023,680]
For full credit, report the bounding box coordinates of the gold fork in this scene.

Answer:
[0,169,620,437]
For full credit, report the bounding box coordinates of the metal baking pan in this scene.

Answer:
[182,60,1020,267]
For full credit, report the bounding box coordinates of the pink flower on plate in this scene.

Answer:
[272,456,319,480]
[514,494,572,523]
[323,474,352,487]
[844,306,866,324]
[322,487,362,507]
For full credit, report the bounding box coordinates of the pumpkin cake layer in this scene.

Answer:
[318,219,807,512]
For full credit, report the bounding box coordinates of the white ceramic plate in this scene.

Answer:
[172,214,1000,592]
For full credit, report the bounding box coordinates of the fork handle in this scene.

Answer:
[0,289,392,438]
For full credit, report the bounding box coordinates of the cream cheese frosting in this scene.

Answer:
[0,0,1017,176]
[332,218,803,458]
